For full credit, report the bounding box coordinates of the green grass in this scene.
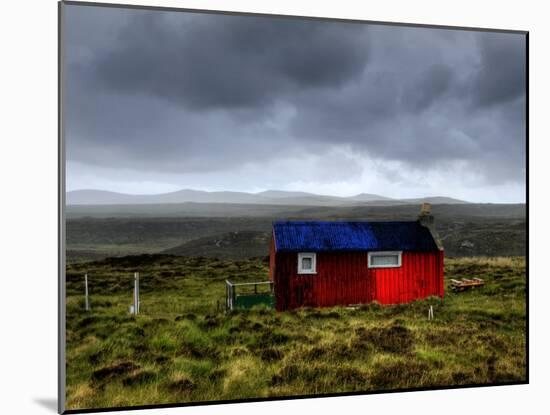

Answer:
[65,255,526,410]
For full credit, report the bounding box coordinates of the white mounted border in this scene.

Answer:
[298,252,317,274]
[368,251,403,268]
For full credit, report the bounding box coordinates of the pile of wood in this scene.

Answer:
[450,277,485,292]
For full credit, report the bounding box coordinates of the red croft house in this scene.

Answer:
[269,205,444,311]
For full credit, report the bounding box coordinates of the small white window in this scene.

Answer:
[368,251,402,268]
[298,252,317,274]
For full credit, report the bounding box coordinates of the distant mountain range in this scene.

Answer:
[66,188,468,207]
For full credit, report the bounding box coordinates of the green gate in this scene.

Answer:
[226,280,274,310]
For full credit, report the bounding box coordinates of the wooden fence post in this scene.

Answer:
[133,272,140,315]
[84,273,89,311]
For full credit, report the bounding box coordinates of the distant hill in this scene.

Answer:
[346,193,394,202]
[67,189,138,205]
[67,188,466,207]
[67,189,265,205]
[162,231,271,259]
[256,190,317,198]
[401,197,468,205]
[66,201,522,220]
[66,202,526,262]
[158,218,526,260]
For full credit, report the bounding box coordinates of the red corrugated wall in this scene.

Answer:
[269,233,276,282]
[270,244,444,311]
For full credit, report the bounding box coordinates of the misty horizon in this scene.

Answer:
[67,187,449,198]
[65,187,529,205]
[64,187,528,207]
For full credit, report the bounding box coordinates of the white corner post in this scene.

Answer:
[133,272,140,315]
[84,273,89,311]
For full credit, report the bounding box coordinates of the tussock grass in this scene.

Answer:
[65,255,526,410]
[447,256,525,268]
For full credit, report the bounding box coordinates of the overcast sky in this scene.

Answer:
[63,4,526,203]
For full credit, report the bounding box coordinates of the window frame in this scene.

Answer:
[368,251,403,268]
[297,252,317,274]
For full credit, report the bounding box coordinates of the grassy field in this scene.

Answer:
[65,255,526,410]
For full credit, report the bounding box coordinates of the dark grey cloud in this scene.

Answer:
[472,33,526,107]
[402,63,453,111]
[284,27,526,185]
[63,4,526,202]
[89,12,369,110]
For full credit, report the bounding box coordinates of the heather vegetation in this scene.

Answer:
[65,255,526,410]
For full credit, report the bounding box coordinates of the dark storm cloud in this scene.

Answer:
[284,27,526,184]
[63,4,526,199]
[472,33,526,107]
[401,63,453,111]
[90,12,369,110]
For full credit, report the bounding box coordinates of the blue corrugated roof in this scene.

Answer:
[273,220,437,252]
